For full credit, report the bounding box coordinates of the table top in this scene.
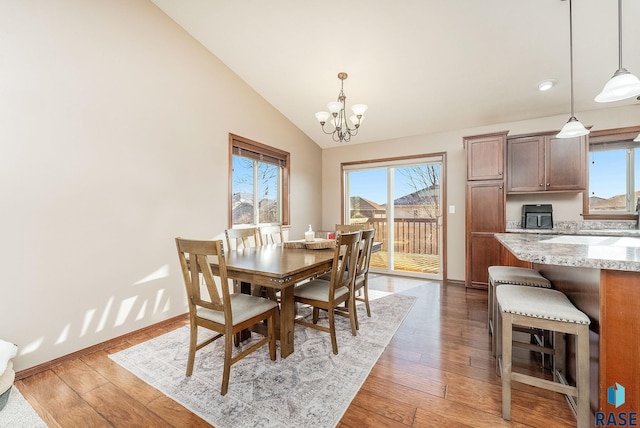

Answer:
[495,232,640,272]
[223,244,335,286]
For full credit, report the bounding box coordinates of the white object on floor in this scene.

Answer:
[0,341,17,375]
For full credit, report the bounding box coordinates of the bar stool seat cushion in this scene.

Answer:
[489,266,551,287]
[496,285,590,325]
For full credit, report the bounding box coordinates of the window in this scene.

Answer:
[229,134,290,227]
[583,126,640,218]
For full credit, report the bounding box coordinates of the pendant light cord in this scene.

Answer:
[569,0,575,117]
[617,0,623,71]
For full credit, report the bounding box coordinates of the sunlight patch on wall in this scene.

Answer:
[55,324,70,345]
[134,264,170,285]
[153,289,165,313]
[115,296,138,327]
[81,308,96,337]
[96,297,114,333]
[20,337,44,356]
[136,300,148,320]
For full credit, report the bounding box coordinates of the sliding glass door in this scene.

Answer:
[344,156,443,279]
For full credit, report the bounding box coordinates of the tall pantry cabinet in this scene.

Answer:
[464,131,507,289]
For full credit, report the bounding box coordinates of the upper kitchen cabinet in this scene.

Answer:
[506,132,587,193]
[464,132,507,181]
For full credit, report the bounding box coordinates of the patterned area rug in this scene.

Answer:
[110,291,415,428]
[0,387,47,428]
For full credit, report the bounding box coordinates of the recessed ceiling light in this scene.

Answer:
[538,79,557,91]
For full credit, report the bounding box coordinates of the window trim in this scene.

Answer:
[582,126,640,220]
[228,133,290,227]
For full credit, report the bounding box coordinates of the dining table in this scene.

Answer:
[212,243,335,358]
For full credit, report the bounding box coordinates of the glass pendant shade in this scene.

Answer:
[315,111,330,124]
[351,104,368,116]
[634,133,640,142]
[556,117,590,138]
[327,102,342,114]
[595,68,640,102]
[349,115,365,127]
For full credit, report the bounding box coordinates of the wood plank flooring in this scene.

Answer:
[15,275,577,427]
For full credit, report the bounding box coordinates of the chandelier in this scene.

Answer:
[315,72,367,143]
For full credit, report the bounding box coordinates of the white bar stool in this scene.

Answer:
[488,266,551,356]
[496,284,591,428]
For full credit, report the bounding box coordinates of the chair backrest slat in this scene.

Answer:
[225,227,261,251]
[259,225,284,244]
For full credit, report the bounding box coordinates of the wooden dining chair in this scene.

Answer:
[293,231,361,354]
[175,237,277,396]
[224,227,262,251]
[258,225,284,244]
[349,228,375,328]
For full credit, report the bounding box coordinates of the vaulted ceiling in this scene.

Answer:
[151,0,640,148]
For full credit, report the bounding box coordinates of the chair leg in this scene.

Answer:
[312,307,320,324]
[267,311,276,361]
[328,308,338,354]
[186,323,197,377]
[576,325,590,428]
[349,297,358,335]
[362,285,371,317]
[221,331,233,396]
[501,311,513,421]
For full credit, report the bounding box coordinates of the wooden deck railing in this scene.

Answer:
[367,218,439,255]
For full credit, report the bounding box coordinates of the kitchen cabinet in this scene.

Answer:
[464,131,507,289]
[506,133,587,193]
[465,132,505,181]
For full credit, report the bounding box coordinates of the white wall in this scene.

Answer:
[322,105,639,282]
[0,0,322,372]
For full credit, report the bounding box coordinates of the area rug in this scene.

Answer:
[0,387,47,428]
[110,291,415,428]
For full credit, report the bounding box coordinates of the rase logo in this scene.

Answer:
[609,383,626,408]
[596,382,637,427]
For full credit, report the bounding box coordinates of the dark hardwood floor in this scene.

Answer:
[15,275,577,427]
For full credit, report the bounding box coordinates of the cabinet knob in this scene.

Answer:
[539,183,543,187]
[547,183,550,186]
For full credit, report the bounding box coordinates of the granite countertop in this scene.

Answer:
[495,232,640,272]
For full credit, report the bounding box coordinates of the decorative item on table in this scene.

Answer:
[305,225,315,242]
[0,339,18,411]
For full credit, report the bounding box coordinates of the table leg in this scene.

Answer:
[279,286,295,358]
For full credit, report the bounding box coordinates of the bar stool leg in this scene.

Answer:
[553,331,566,379]
[501,311,513,421]
[576,324,590,428]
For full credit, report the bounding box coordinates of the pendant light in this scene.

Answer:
[595,0,640,102]
[557,0,589,139]
[634,133,640,142]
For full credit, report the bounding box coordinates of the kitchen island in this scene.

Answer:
[495,232,640,416]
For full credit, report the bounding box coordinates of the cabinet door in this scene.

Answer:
[545,135,587,191]
[465,134,505,181]
[465,181,505,288]
[506,136,545,192]
[468,234,502,288]
[466,181,505,233]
